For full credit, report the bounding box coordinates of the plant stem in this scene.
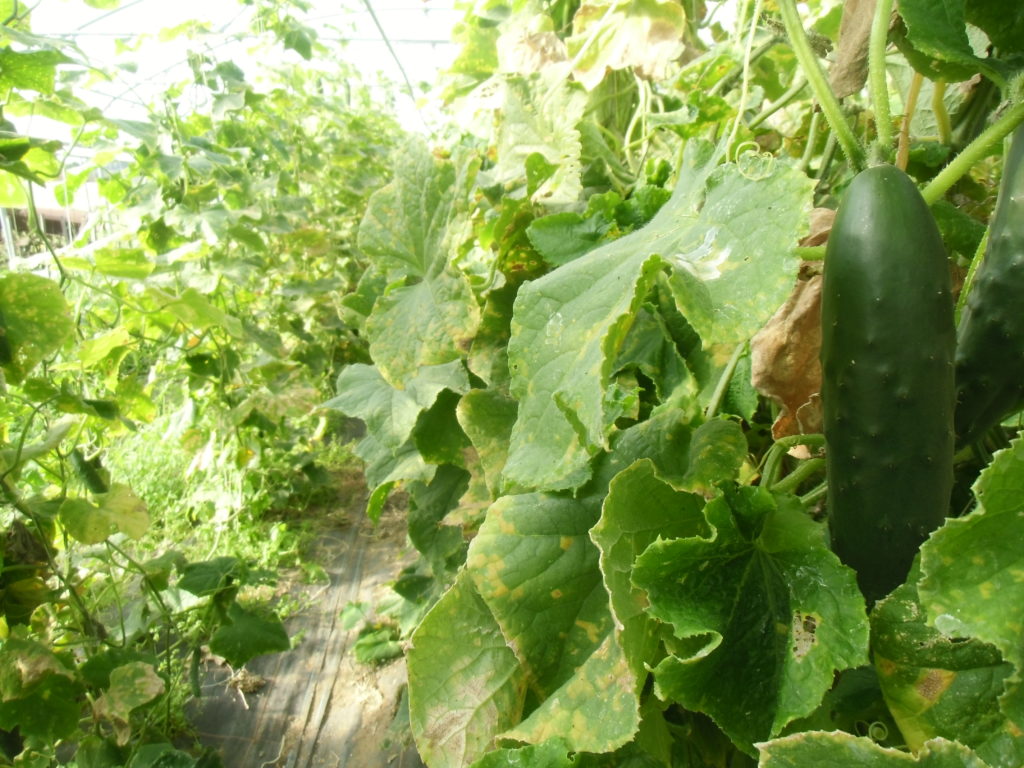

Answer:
[749,75,808,130]
[799,108,821,172]
[955,227,990,324]
[705,342,747,421]
[772,457,826,495]
[868,0,894,151]
[796,245,825,260]
[922,100,1024,205]
[933,81,952,145]
[760,433,825,488]
[896,71,923,171]
[777,0,866,170]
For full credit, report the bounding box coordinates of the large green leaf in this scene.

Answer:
[357,140,482,385]
[408,571,528,768]
[633,486,868,753]
[0,272,74,382]
[918,437,1024,755]
[59,484,150,544]
[895,0,999,82]
[966,0,1024,55]
[0,48,67,94]
[758,732,991,766]
[591,459,706,678]
[502,143,810,492]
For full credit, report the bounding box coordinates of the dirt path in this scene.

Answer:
[188,506,425,768]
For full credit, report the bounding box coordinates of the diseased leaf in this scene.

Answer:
[568,0,686,90]
[872,580,1013,756]
[457,389,518,498]
[758,732,992,766]
[408,572,528,768]
[592,459,706,679]
[678,418,747,496]
[468,738,573,768]
[633,486,868,753]
[59,484,149,544]
[829,0,877,99]
[751,275,823,441]
[466,493,610,695]
[0,272,74,382]
[92,662,165,745]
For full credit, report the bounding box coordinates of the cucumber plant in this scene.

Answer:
[954,124,1024,446]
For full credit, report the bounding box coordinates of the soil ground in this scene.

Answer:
[187,470,426,768]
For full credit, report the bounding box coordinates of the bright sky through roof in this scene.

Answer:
[30,0,461,128]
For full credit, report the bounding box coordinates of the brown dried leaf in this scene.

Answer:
[801,208,836,247]
[751,275,823,445]
[829,0,877,99]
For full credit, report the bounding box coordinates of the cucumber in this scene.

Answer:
[821,165,955,602]
[954,124,1024,445]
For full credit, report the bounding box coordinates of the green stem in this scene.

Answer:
[709,35,780,96]
[760,433,825,488]
[799,109,821,172]
[955,227,990,324]
[922,100,1024,205]
[772,457,826,495]
[868,0,894,151]
[749,76,808,130]
[796,245,825,260]
[704,342,747,421]
[799,479,828,507]
[933,81,952,145]
[777,0,866,170]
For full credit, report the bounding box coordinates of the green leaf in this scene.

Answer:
[366,271,481,384]
[592,459,706,679]
[895,0,997,82]
[79,327,133,367]
[209,603,290,667]
[871,581,1013,755]
[0,272,74,382]
[678,418,747,496]
[526,209,613,267]
[503,143,810,492]
[468,739,573,768]
[408,464,470,578]
[965,0,1024,55]
[633,486,868,753]
[408,571,528,768]
[456,389,518,498]
[0,49,68,94]
[177,556,240,597]
[567,0,687,91]
[467,493,610,695]
[357,141,481,384]
[919,437,1024,672]
[58,485,149,544]
[325,361,469,454]
[93,247,155,278]
[757,731,992,766]
[92,662,165,745]
[155,287,243,338]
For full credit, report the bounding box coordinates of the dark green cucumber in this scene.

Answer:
[954,124,1024,445]
[821,165,955,603]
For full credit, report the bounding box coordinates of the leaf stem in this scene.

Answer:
[748,75,808,130]
[922,100,1024,205]
[772,457,825,495]
[896,71,923,171]
[933,81,952,146]
[955,227,990,324]
[868,0,894,151]
[704,342,747,421]
[777,0,866,170]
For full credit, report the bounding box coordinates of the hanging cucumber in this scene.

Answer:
[954,124,1024,446]
[821,165,955,603]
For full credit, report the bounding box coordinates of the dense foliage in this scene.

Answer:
[5,0,1024,766]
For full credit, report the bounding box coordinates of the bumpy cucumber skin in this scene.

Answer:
[955,125,1024,445]
[821,165,955,603]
